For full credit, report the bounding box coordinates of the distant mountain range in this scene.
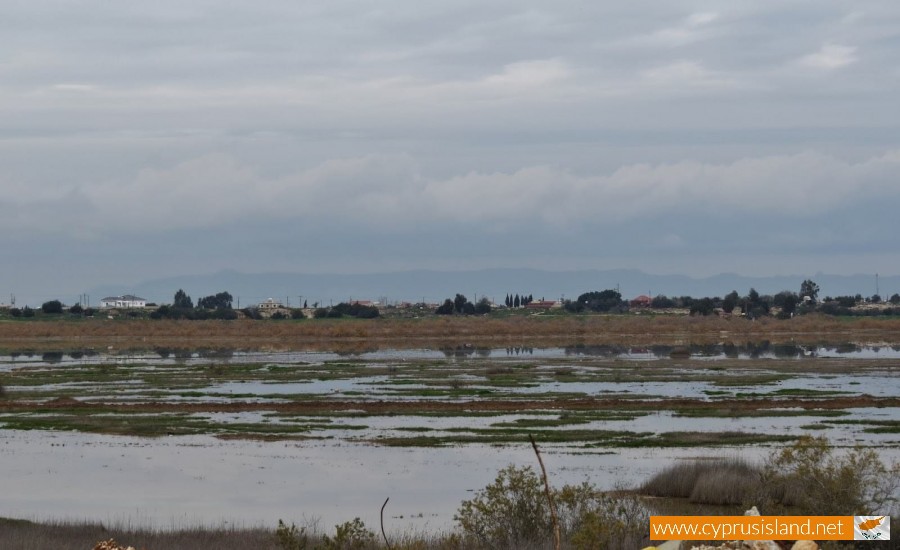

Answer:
[88,268,896,308]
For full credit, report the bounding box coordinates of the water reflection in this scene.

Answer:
[1,343,900,368]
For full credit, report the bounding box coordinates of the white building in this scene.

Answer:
[258,298,284,310]
[99,295,147,308]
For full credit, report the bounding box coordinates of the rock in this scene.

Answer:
[791,542,818,550]
[744,506,760,516]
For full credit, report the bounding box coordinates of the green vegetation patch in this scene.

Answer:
[674,409,850,418]
[824,419,900,434]
[710,375,791,387]
[370,428,646,447]
[734,388,854,398]
[616,431,798,448]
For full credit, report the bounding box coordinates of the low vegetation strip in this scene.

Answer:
[3,315,900,350]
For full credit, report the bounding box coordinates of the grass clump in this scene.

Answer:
[640,458,759,505]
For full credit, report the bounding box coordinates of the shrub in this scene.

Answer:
[69,303,84,315]
[456,465,648,550]
[275,519,308,550]
[22,306,35,317]
[242,307,263,320]
[321,518,376,550]
[758,436,900,515]
[290,309,305,320]
[455,465,549,548]
[9,307,21,317]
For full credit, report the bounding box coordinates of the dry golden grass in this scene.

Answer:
[1,313,899,351]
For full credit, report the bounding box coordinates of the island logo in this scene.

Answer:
[854,516,890,541]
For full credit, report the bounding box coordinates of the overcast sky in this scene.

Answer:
[2,1,899,303]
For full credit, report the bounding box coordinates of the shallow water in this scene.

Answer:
[13,430,888,532]
[0,347,898,531]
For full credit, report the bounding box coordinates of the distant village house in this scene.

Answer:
[630,295,652,308]
[99,295,147,308]
[258,298,284,310]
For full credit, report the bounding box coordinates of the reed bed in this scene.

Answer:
[2,314,899,352]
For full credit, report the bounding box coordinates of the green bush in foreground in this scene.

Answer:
[455,465,648,550]
[759,436,900,516]
[277,518,377,550]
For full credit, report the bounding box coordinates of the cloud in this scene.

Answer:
[3,150,898,238]
[639,60,735,90]
[686,13,719,27]
[619,11,720,49]
[798,43,857,70]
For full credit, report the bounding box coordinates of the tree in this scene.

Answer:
[41,300,63,314]
[891,293,900,305]
[197,291,233,310]
[690,298,715,316]
[436,299,454,315]
[69,303,84,315]
[173,289,193,309]
[453,294,469,314]
[722,290,740,314]
[474,297,492,315]
[781,293,799,316]
[800,279,820,304]
[576,290,623,313]
[514,294,520,308]
[870,294,882,304]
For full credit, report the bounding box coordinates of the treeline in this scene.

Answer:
[562,279,900,318]
[311,302,380,319]
[8,300,97,318]
[6,279,900,322]
[503,293,533,308]
[148,289,382,320]
[435,294,492,315]
[151,290,240,320]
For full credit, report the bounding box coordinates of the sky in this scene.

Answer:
[2,0,900,304]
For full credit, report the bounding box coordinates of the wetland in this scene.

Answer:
[0,316,898,534]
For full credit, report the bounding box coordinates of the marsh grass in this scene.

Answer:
[640,457,762,505]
